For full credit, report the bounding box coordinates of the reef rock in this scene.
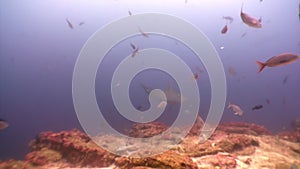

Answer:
[217,122,271,135]
[128,121,168,138]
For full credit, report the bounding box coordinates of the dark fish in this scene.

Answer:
[66,18,74,29]
[240,3,262,28]
[241,32,247,38]
[256,53,299,73]
[192,72,199,80]
[130,43,136,50]
[223,16,233,23]
[252,105,263,110]
[78,22,85,26]
[221,25,228,34]
[299,3,300,20]
[0,118,9,130]
[128,10,132,16]
[131,47,139,58]
[266,99,271,104]
[283,75,289,84]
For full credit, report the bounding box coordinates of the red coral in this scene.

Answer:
[217,122,271,135]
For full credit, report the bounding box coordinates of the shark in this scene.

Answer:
[140,83,186,109]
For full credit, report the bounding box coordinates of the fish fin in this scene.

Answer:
[256,61,266,73]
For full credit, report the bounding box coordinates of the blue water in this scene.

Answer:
[0,0,299,160]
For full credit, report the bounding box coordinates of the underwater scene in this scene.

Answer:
[0,0,300,168]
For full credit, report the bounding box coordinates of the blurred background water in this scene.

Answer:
[0,0,299,160]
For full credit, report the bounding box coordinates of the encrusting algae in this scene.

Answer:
[0,118,299,169]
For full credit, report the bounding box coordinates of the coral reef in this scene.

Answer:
[217,122,271,135]
[0,122,300,169]
[128,121,168,138]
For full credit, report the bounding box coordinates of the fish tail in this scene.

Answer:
[256,61,266,73]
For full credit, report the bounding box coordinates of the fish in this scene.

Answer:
[131,47,139,58]
[193,72,199,80]
[221,25,228,34]
[228,66,237,76]
[282,75,289,84]
[0,118,9,130]
[299,3,300,20]
[227,102,243,116]
[140,83,185,105]
[252,105,263,110]
[130,43,136,50]
[138,27,149,38]
[66,18,74,29]
[240,3,262,28]
[256,53,299,73]
[78,22,85,26]
[222,16,233,24]
[128,10,132,16]
[241,32,247,38]
[266,99,271,104]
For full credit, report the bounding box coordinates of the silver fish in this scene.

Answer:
[228,102,243,116]
[240,3,262,28]
[256,53,299,73]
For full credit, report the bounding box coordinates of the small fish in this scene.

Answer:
[220,46,225,50]
[256,53,299,73]
[252,105,263,110]
[0,118,9,130]
[138,27,149,38]
[131,47,139,58]
[240,3,262,28]
[78,22,85,26]
[221,25,228,34]
[241,32,247,38]
[228,102,244,116]
[130,43,136,50]
[266,99,271,104]
[228,66,237,76]
[193,72,199,80]
[128,10,132,16]
[299,3,300,20]
[282,75,289,84]
[222,16,234,24]
[66,18,74,29]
